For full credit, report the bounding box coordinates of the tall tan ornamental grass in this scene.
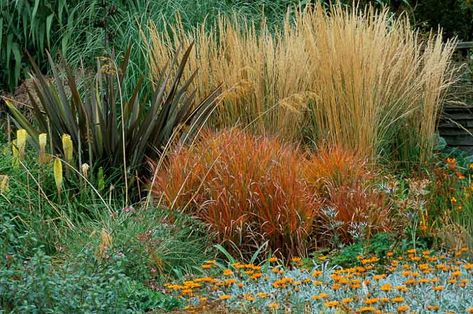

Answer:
[146,4,456,162]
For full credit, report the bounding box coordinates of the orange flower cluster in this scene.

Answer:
[165,248,473,313]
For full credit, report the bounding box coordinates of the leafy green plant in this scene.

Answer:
[0,0,65,90]
[62,207,214,284]
[0,248,182,312]
[5,44,222,192]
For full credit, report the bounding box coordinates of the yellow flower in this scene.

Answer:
[351,282,361,289]
[380,283,392,291]
[391,296,404,303]
[357,307,377,313]
[268,303,279,309]
[219,295,231,300]
[257,292,268,298]
[16,129,27,160]
[312,270,322,277]
[268,257,278,263]
[426,305,439,310]
[365,298,379,305]
[433,285,444,291]
[38,133,48,163]
[452,270,462,277]
[181,289,193,296]
[404,278,416,285]
[244,294,256,301]
[291,257,302,263]
[312,293,329,300]
[250,273,262,280]
[396,285,408,292]
[342,297,354,303]
[81,163,90,178]
[53,157,63,193]
[61,134,73,163]
[324,301,339,307]
[222,269,233,276]
[419,263,430,271]
[436,263,449,271]
[397,305,410,312]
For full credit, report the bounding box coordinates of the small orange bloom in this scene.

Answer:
[268,303,279,309]
[397,305,410,312]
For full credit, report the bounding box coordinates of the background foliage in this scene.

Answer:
[1,0,471,92]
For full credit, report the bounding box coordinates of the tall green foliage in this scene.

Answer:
[0,0,89,91]
[5,45,222,186]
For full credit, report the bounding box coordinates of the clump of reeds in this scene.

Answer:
[146,3,456,162]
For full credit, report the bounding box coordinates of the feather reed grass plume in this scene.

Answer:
[146,4,456,162]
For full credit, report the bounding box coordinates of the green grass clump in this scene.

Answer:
[62,207,214,284]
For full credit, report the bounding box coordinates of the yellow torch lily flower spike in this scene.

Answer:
[16,129,27,160]
[61,134,73,164]
[81,163,90,179]
[53,157,63,194]
[39,133,48,164]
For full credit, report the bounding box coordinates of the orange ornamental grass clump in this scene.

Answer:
[303,145,373,194]
[325,185,391,242]
[152,129,321,257]
[152,129,392,256]
[304,146,391,243]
